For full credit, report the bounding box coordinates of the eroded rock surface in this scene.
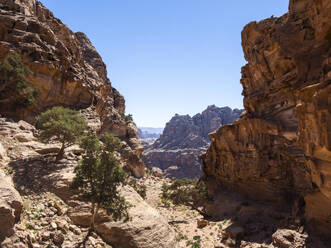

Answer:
[0,168,23,241]
[143,105,242,178]
[202,0,331,236]
[0,117,178,248]
[0,0,144,177]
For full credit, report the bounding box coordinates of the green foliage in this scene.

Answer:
[128,178,147,199]
[36,106,87,158]
[0,51,40,106]
[176,232,188,242]
[161,179,208,211]
[160,198,171,208]
[186,235,201,248]
[123,113,133,122]
[71,132,130,228]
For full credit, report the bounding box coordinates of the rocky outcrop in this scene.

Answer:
[0,116,178,247]
[0,169,23,241]
[143,105,242,178]
[202,0,331,235]
[69,187,178,248]
[0,0,144,177]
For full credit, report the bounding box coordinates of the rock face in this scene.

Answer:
[0,116,178,248]
[202,0,331,235]
[0,0,144,177]
[0,169,23,241]
[59,176,178,248]
[143,105,242,178]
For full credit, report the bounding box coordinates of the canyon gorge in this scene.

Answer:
[143,105,242,178]
[0,0,330,247]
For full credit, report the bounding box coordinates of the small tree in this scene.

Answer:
[36,106,87,160]
[0,51,40,106]
[123,113,133,122]
[128,178,147,199]
[161,178,209,215]
[71,132,130,230]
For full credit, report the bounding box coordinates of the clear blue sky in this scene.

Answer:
[40,0,289,127]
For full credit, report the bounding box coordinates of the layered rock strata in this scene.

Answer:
[0,0,144,177]
[202,0,331,235]
[143,105,242,178]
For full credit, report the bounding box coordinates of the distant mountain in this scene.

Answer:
[139,127,164,134]
[138,127,164,139]
[143,105,243,178]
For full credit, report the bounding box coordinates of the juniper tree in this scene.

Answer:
[36,106,87,160]
[71,132,130,229]
[161,178,209,215]
[0,51,40,106]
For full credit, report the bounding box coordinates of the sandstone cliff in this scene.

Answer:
[0,1,181,246]
[143,105,242,178]
[0,0,144,177]
[202,0,331,235]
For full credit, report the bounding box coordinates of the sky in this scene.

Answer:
[40,0,289,127]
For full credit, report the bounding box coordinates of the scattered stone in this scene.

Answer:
[52,231,64,246]
[14,133,37,142]
[272,229,307,248]
[197,219,209,229]
[41,232,50,241]
[88,236,96,246]
[69,225,82,235]
[54,202,64,215]
[55,219,68,231]
[50,222,57,230]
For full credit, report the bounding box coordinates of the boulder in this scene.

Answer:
[67,186,178,248]
[197,219,209,229]
[50,167,178,248]
[0,170,23,240]
[95,187,178,248]
[14,132,37,142]
[222,225,245,239]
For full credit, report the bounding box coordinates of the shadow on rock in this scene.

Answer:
[9,155,72,195]
[203,188,331,248]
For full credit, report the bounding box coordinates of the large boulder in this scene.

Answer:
[96,187,178,248]
[50,168,178,248]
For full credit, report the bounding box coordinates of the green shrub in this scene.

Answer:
[128,178,147,199]
[71,132,130,229]
[186,235,201,248]
[0,51,40,107]
[161,179,208,213]
[123,113,133,122]
[36,106,87,160]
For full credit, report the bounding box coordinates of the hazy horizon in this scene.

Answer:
[40,0,289,127]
